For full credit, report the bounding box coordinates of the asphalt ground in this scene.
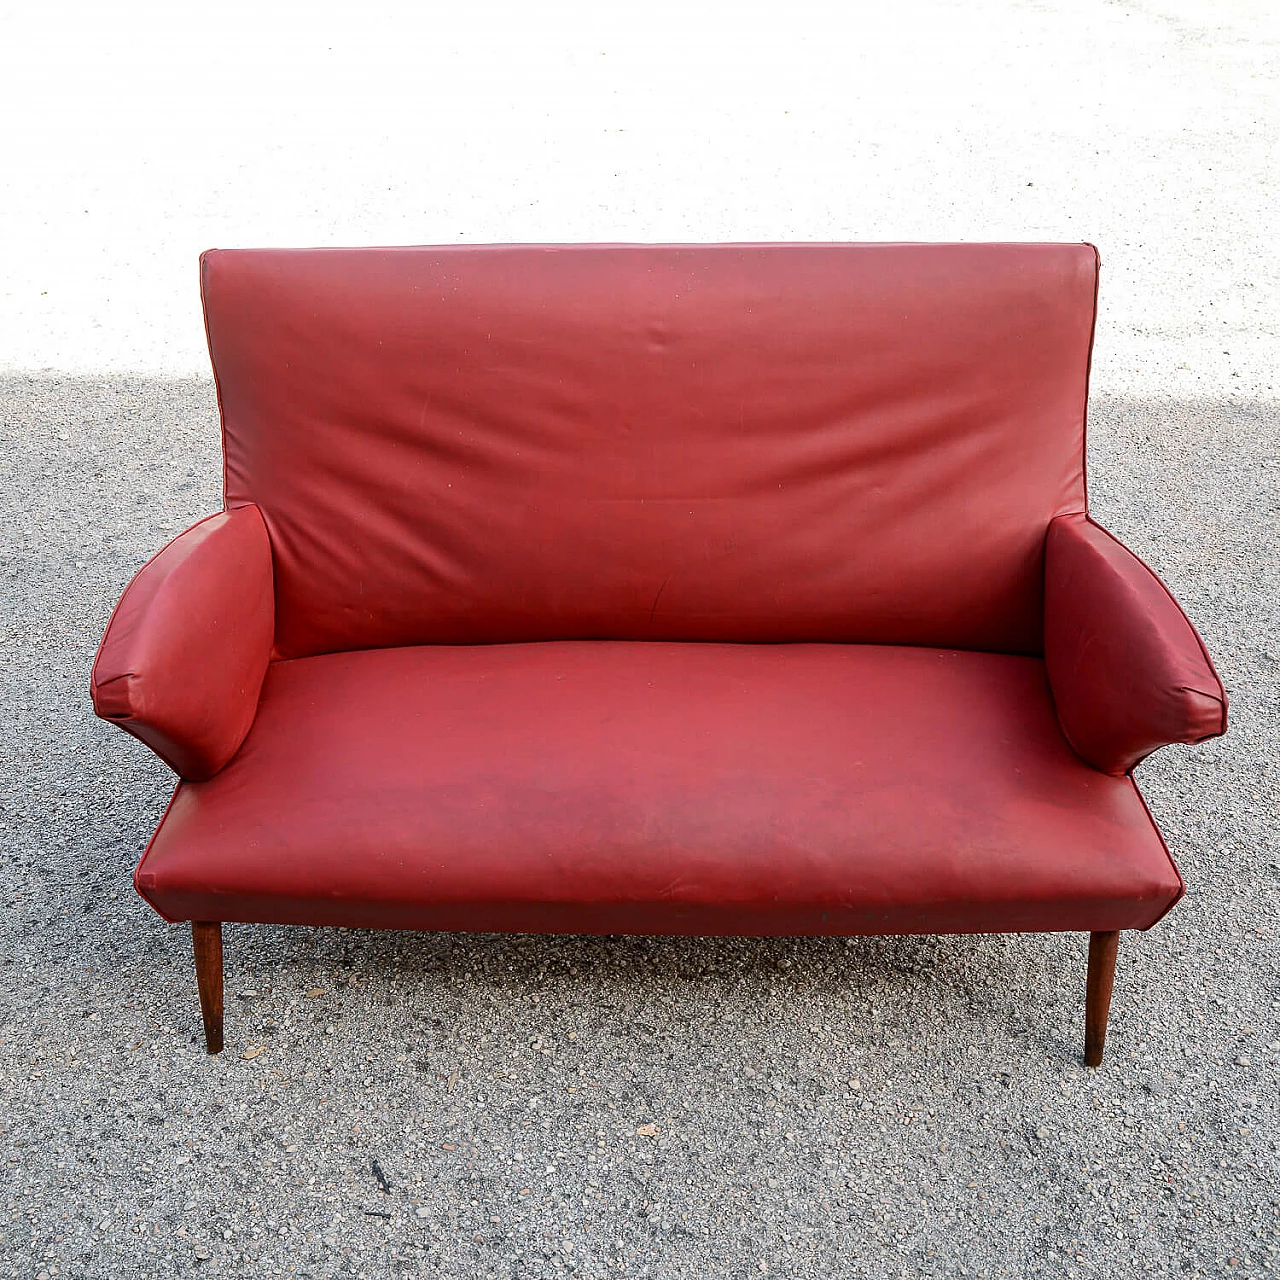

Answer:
[1,375,1276,1278]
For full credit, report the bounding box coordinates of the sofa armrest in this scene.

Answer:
[90,505,274,781]
[1044,512,1227,776]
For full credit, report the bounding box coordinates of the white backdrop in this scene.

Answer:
[2,0,1275,396]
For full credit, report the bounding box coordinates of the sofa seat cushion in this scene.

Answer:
[135,642,1182,935]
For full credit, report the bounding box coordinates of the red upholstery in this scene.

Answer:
[136,642,1181,934]
[90,506,273,781]
[1044,514,1227,775]
[202,243,1097,660]
[90,243,1227,943]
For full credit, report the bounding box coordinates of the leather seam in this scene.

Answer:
[1080,242,1101,516]
[91,672,135,712]
[1176,685,1229,745]
[199,250,233,517]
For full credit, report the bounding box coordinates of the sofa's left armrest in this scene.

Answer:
[1043,513,1227,776]
[91,505,274,781]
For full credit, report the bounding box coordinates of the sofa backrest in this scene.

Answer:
[202,243,1096,660]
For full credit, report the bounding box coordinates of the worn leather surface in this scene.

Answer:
[1044,513,1227,776]
[90,506,274,781]
[202,243,1097,660]
[136,641,1182,933]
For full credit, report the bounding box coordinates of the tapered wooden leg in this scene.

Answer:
[1084,930,1120,1067]
[191,922,224,1054]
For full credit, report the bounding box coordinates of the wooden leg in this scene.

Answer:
[1084,930,1120,1067]
[191,922,224,1055]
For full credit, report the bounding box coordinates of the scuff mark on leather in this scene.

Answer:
[649,576,671,626]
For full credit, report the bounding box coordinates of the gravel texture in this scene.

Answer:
[3,2,1280,1276]
[1,377,1277,1279]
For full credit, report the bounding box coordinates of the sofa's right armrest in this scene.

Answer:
[90,505,274,781]
[1044,512,1226,776]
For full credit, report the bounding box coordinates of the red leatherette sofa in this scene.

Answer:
[91,244,1227,1062]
